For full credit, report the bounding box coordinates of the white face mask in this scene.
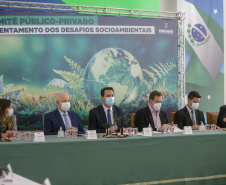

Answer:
[153,103,162,111]
[6,108,14,117]
[106,97,115,107]
[191,103,199,110]
[61,102,70,112]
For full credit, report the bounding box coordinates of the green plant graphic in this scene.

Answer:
[52,56,91,122]
[143,62,176,90]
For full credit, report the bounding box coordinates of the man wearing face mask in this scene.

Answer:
[175,91,205,130]
[44,93,85,135]
[89,87,124,133]
[135,90,170,131]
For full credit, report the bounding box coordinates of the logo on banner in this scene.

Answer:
[187,23,211,47]
[159,23,173,34]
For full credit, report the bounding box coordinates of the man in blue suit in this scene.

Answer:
[44,93,85,135]
[89,87,124,133]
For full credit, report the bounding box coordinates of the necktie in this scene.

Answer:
[107,109,112,124]
[191,110,196,125]
[63,113,71,129]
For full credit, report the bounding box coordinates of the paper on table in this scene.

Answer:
[173,126,183,132]
[153,131,162,134]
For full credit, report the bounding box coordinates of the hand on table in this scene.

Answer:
[192,125,199,130]
[171,122,178,127]
[120,127,127,133]
[216,126,221,129]
[158,124,171,131]
[1,130,15,138]
[68,126,78,131]
[109,124,118,133]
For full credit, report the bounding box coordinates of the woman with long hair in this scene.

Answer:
[0,98,16,138]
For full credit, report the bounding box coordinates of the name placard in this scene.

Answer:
[86,130,97,139]
[183,126,193,135]
[3,164,14,182]
[43,178,51,185]
[142,128,152,136]
[33,132,45,142]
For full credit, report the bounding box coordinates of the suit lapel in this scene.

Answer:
[112,106,118,117]
[99,105,107,123]
[68,111,74,126]
[183,107,193,126]
[55,109,66,130]
[146,107,155,128]
[195,110,200,125]
[159,111,164,125]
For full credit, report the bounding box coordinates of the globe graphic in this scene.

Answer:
[83,48,143,107]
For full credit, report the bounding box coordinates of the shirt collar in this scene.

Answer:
[58,108,68,116]
[186,105,193,113]
[148,103,155,113]
[148,103,159,113]
[102,104,113,112]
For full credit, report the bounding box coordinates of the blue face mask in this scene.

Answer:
[106,97,115,106]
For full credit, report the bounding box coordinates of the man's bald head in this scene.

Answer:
[56,93,70,112]
[56,93,69,102]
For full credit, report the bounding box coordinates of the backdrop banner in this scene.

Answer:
[0,10,178,129]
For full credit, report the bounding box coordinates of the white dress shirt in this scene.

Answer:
[102,104,114,124]
[186,105,197,125]
[148,104,162,128]
[58,109,72,128]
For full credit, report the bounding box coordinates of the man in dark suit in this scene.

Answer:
[89,87,124,133]
[135,90,170,131]
[217,105,226,128]
[175,91,205,130]
[44,93,84,135]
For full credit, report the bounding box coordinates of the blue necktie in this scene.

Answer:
[107,109,112,124]
[191,110,196,125]
[63,113,71,129]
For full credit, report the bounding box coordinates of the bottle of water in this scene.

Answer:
[148,123,153,132]
[199,121,205,132]
[58,126,64,138]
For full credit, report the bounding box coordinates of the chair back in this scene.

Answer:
[206,112,219,125]
[170,112,176,124]
[131,113,136,128]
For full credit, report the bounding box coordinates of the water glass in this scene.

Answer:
[164,126,168,134]
[15,131,21,140]
[25,132,31,140]
[66,130,71,138]
[211,124,216,131]
[127,127,132,136]
[133,128,138,135]
[72,130,78,138]
[205,124,210,131]
[170,127,174,134]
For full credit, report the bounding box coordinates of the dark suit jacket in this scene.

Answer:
[135,106,168,131]
[44,109,85,135]
[217,105,226,128]
[89,104,124,133]
[175,106,205,129]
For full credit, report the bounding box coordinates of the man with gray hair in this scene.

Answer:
[44,92,84,135]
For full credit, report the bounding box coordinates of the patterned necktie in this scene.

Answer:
[107,109,112,124]
[63,113,71,129]
[191,110,196,125]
